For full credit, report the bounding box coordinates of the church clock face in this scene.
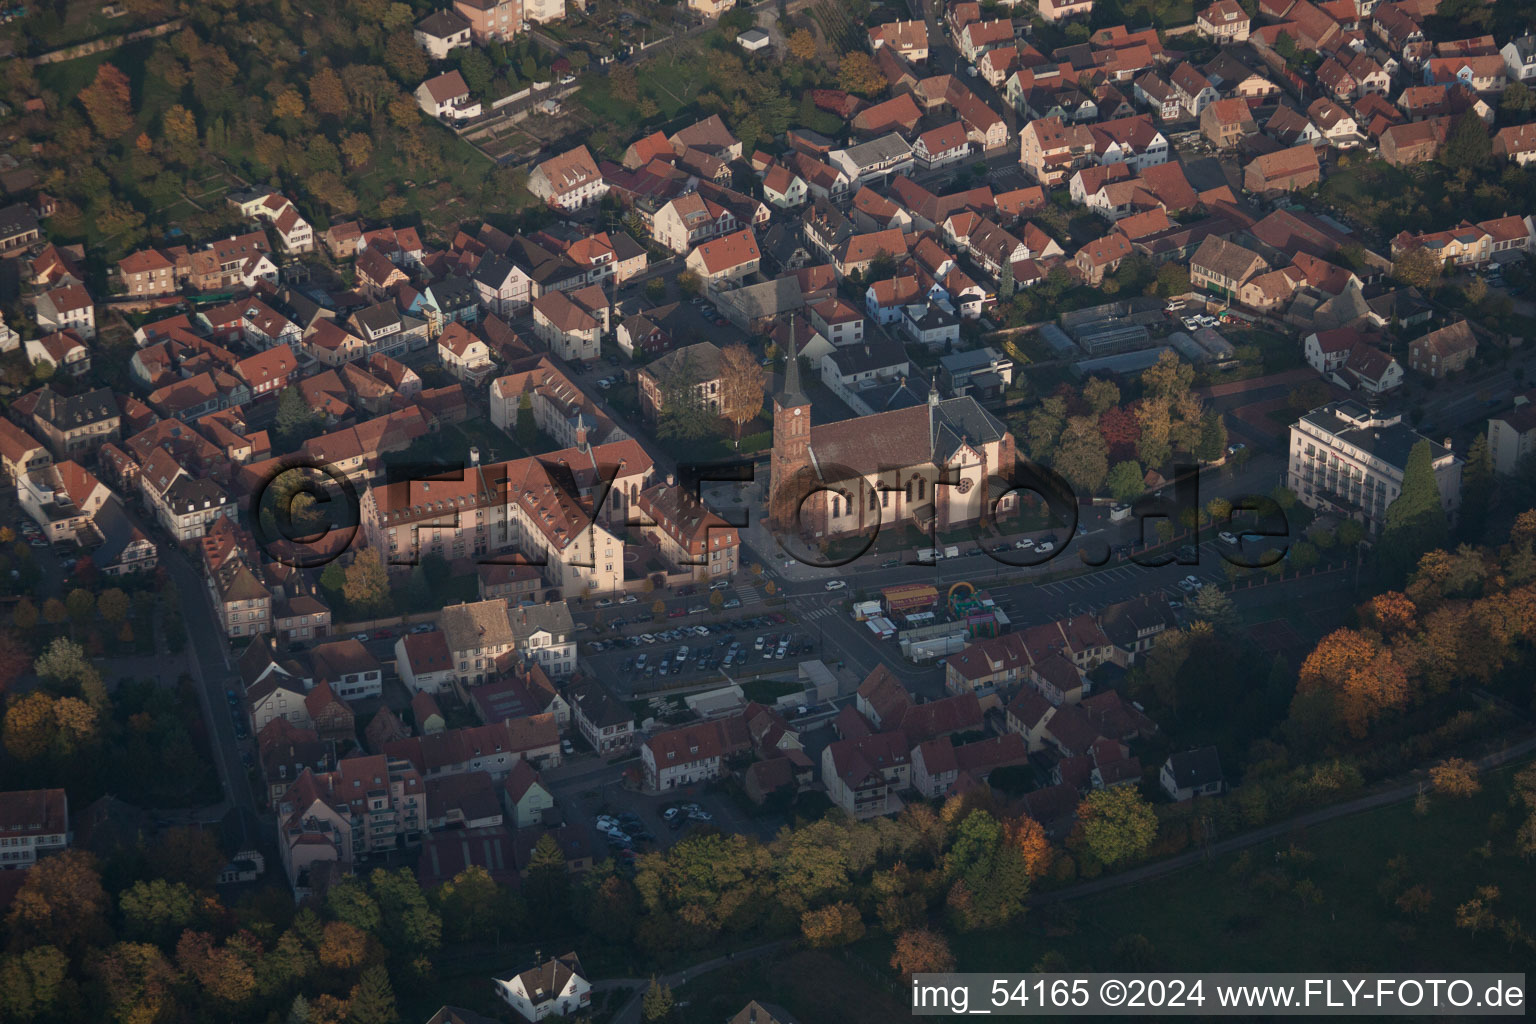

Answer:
[793,408,802,415]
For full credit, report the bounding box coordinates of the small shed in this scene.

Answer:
[736,28,772,51]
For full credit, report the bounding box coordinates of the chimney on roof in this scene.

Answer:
[469,446,480,466]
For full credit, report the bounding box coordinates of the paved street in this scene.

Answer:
[161,531,258,817]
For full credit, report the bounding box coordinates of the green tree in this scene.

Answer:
[1502,80,1535,114]
[274,386,321,447]
[1392,245,1441,290]
[998,260,1015,299]
[642,976,674,1022]
[656,351,718,440]
[1083,377,1120,415]
[1379,439,1449,585]
[1024,396,1066,461]
[347,965,399,1024]
[1055,416,1109,495]
[1100,458,1141,502]
[1459,433,1492,542]
[0,945,70,1021]
[1187,585,1236,629]
[343,551,392,615]
[1076,787,1157,866]
[369,867,442,958]
[1194,410,1228,464]
[524,833,570,920]
[98,588,130,625]
[515,391,537,449]
[119,878,197,943]
[1439,111,1490,171]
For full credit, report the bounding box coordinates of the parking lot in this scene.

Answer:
[583,609,819,698]
[551,766,783,870]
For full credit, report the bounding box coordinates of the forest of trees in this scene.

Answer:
[1011,352,1227,500]
[0,0,555,264]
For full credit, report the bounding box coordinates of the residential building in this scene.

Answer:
[438,600,516,688]
[0,789,69,868]
[0,202,41,252]
[1487,405,1536,475]
[416,70,482,120]
[1189,235,1268,300]
[397,631,457,695]
[1288,400,1462,534]
[528,146,608,211]
[642,720,732,791]
[1200,97,1258,148]
[1197,0,1250,41]
[1408,320,1477,378]
[821,732,910,818]
[1500,34,1536,84]
[635,481,740,580]
[501,760,554,828]
[568,678,635,754]
[684,228,761,291]
[277,755,426,892]
[531,289,603,363]
[508,602,577,676]
[1243,144,1321,193]
[118,248,178,297]
[415,9,473,57]
[1493,123,1536,165]
[452,0,520,42]
[638,342,723,423]
[1161,747,1223,800]
[494,954,591,1021]
[828,133,915,185]
[34,283,95,341]
[652,192,738,255]
[310,638,383,701]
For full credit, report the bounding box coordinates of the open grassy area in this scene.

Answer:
[929,759,1536,975]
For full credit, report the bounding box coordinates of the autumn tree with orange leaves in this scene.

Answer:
[891,927,955,976]
[1297,629,1409,737]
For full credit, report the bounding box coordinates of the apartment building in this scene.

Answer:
[634,481,740,581]
[278,756,426,893]
[1287,400,1462,535]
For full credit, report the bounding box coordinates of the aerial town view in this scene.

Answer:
[0,0,1534,1018]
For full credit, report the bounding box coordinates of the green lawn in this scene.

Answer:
[935,760,1536,975]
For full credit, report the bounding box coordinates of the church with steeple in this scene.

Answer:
[767,332,1019,541]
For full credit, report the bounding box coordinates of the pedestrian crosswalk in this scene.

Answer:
[734,583,763,608]
[802,606,837,621]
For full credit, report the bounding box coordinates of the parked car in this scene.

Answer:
[619,594,638,604]
[1219,531,1238,545]
[1014,538,1035,550]
[824,579,847,590]
[595,598,614,608]
[561,739,574,755]
[410,623,435,634]
[723,597,741,608]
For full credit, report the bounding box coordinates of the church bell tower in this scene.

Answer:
[769,319,812,534]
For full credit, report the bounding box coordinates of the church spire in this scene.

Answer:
[775,312,809,409]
